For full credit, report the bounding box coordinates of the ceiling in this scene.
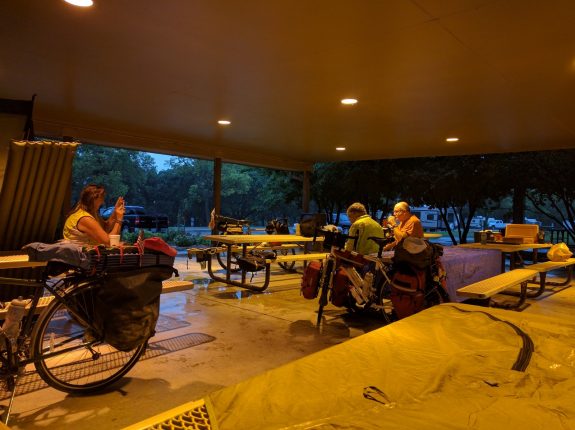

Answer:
[2,0,575,171]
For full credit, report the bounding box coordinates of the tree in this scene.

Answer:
[398,155,503,244]
[526,150,575,242]
[71,145,156,210]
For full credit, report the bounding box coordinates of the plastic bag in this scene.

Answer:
[547,242,573,262]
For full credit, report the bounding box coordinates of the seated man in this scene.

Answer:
[384,201,424,251]
[344,202,385,255]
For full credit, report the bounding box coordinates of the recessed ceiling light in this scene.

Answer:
[446,137,459,142]
[217,120,231,125]
[340,98,358,105]
[64,0,94,6]
[336,147,346,151]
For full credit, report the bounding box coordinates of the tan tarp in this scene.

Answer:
[207,303,575,429]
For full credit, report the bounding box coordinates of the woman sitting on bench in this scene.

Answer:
[63,184,125,246]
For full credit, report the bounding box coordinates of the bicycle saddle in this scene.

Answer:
[368,236,395,257]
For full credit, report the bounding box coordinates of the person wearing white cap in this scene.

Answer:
[383,201,424,251]
[344,202,385,255]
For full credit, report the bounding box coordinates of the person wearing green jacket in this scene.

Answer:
[345,202,385,255]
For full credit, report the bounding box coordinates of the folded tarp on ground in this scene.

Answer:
[206,303,575,429]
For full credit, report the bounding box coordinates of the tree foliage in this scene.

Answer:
[526,150,575,242]
[71,145,156,209]
[71,146,302,227]
[71,144,575,241]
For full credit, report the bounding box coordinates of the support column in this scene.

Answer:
[213,157,222,233]
[302,169,310,213]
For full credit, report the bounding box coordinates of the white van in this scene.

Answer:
[470,216,485,229]
[409,206,458,231]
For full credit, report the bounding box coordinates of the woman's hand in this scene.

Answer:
[114,196,124,209]
[114,197,125,218]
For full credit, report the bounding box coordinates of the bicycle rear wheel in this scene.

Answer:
[374,277,395,324]
[31,283,147,394]
[216,241,241,272]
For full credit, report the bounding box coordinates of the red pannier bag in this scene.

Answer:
[390,267,427,319]
[330,267,353,307]
[300,261,323,299]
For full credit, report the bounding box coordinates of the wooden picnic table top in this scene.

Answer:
[0,254,47,270]
[457,242,553,253]
[203,234,319,245]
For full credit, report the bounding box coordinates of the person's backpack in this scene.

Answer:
[389,265,427,319]
[300,261,323,299]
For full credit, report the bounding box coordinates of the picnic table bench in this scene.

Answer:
[521,258,575,297]
[490,258,575,299]
[456,268,538,309]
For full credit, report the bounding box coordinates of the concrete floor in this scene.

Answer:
[4,254,573,429]
[5,256,385,430]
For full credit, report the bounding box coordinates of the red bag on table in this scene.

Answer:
[143,237,177,257]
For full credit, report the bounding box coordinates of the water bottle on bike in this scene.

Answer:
[1,297,28,350]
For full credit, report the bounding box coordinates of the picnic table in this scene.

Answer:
[457,242,552,272]
[202,234,328,292]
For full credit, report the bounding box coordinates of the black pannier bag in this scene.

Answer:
[93,265,175,351]
[236,250,276,272]
[392,237,434,270]
[320,229,347,250]
[265,218,290,235]
[299,213,327,237]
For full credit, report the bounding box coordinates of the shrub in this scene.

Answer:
[121,229,210,247]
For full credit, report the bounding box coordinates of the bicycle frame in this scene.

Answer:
[315,234,395,327]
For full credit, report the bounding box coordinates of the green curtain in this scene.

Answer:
[0,140,78,251]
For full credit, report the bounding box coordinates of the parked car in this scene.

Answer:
[487,218,506,230]
[101,206,169,232]
[524,217,540,225]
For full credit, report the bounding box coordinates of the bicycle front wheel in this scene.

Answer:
[31,284,147,394]
[277,248,296,271]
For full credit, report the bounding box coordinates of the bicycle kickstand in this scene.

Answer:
[2,373,20,426]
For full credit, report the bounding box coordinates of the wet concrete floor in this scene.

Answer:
[6,256,385,429]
